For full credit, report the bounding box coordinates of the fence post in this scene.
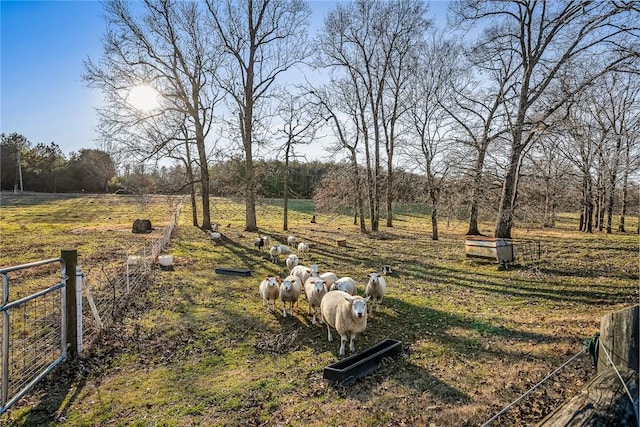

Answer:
[76,266,83,356]
[598,305,639,373]
[61,250,77,359]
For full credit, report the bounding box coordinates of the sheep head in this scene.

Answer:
[346,296,370,318]
[313,279,326,293]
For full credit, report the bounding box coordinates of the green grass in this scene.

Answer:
[0,195,637,426]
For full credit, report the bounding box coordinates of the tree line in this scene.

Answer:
[4,128,637,236]
[1,133,116,193]
[63,1,640,236]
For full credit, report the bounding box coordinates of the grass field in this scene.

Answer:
[0,194,638,426]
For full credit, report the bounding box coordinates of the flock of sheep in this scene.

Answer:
[255,234,388,356]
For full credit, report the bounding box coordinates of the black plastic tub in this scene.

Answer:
[323,338,402,386]
[214,267,251,276]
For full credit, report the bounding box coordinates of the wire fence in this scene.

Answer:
[80,200,183,351]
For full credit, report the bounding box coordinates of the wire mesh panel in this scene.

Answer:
[512,240,542,264]
[0,259,66,415]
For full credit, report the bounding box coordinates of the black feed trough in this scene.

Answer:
[214,267,252,276]
[323,338,402,386]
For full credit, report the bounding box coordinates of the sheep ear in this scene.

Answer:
[363,296,371,303]
[344,296,354,303]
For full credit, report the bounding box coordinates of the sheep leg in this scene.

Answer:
[349,334,356,352]
[312,312,316,325]
[339,335,347,356]
[282,301,287,317]
[327,325,332,342]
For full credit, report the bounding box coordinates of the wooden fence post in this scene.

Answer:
[598,305,639,373]
[61,249,77,359]
[537,305,639,426]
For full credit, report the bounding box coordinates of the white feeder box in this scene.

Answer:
[158,254,174,267]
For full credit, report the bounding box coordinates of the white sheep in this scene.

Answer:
[259,276,280,312]
[365,272,387,313]
[304,277,328,325]
[297,242,309,255]
[308,264,337,288]
[320,290,370,356]
[269,245,292,263]
[290,265,312,288]
[279,275,302,317]
[209,231,222,242]
[286,254,299,270]
[330,277,357,296]
[287,235,297,245]
[319,272,338,288]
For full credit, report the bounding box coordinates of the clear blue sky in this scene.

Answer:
[1,0,450,159]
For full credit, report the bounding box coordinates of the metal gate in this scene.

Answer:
[0,258,67,415]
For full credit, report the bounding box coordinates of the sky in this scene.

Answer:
[1,0,451,161]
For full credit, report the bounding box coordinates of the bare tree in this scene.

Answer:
[273,89,322,231]
[380,0,432,228]
[598,73,640,233]
[555,95,602,233]
[525,134,573,228]
[451,0,640,238]
[318,0,430,232]
[404,33,458,240]
[437,48,512,236]
[309,80,368,233]
[618,126,640,232]
[206,0,311,232]
[84,0,222,230]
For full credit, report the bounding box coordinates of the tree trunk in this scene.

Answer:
[350,150,366,233]
[618,140,630,232]
[606,136,623,233]
[581,173,594,233]
[184,141,199,227]
[283,147,290,231]
[244,155,258,232]
[467,146,487,236]
[543,166,553,227]
[386,154,393,228]
[195,122,212,230]
[430,187,439,241]
[243,71,257,231]
[606,181,615,234]
[364,137,376,232]
[494,144,525,239]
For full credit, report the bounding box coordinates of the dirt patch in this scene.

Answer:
[70,222,170,235]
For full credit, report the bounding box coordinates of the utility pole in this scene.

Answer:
[14,150,23,194]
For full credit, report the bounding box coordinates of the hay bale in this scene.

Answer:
[132,219,152,234]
